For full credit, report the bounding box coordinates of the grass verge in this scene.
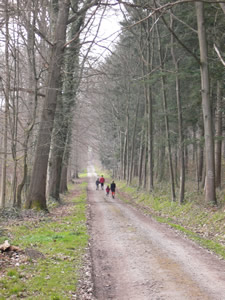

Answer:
[155,216,225,260]
[117,181,225,260]
[0,181,88,300]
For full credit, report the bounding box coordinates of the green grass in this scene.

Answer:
[117,179,225,260]
[94,167,111,180]
[156,217,225,259]
[0,232,8,244]
[79,170,88,178]
[0,182,89,299]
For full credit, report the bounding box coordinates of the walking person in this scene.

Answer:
[99,175,105,190]
[96,178,100,190]
[106,185,110,196]
[110,180,116,198]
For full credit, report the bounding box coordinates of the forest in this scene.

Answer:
[0,0,224,211]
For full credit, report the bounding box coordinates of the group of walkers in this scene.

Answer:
[95,175,116,198]
[96,175,105,190]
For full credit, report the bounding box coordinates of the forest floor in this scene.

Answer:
[0,181,93,299]
[87,164,225,300]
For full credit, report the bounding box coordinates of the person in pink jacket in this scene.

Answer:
[106,185,110,196]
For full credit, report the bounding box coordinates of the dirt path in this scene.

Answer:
[87,166,225,300]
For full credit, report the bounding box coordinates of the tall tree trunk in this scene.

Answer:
[59,129,72,194]
[60,165,68,193]
[196,2,217,205]
[185,142,189,175]
[197,124,204,183]
[215,81,222,189]
[120,130,123,180]
[25,0,70,210]
[156,22,176,202]
[142,132,147,189]
[49,3,85,199]
[171,16,185,203]
[223,118,225,160]
[11,34,20,207]
[157,142,165,182]
[142,66,148,190]
[123,132,127,180]
[48,95,64,201]
[59,125,73,194]
[16,134,29,208]
[174,150,178,187]
[16,3,39,208]
[145,15,154,192]
[126,110,130,183]
[147,87,154,192]
[0,0,10,208]
[128,97,139,184]
[138,129,144,187]
[201,160,206,189]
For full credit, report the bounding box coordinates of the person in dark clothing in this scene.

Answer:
[96,178,100,190]
[110,181,116,198]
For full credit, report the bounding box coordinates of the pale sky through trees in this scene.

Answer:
[82,3,123,62]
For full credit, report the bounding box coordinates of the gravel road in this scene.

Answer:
[87,165,225,300]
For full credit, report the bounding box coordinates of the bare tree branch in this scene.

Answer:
[214,44,225,66]
[67,0,100,24]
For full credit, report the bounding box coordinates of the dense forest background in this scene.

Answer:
[0,0,224,211]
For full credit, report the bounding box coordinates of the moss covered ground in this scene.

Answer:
[0,180,89,300]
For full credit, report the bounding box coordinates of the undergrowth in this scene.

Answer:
[0,182,88,300]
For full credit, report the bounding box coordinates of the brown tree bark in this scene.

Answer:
[138,128,144,187]
[157,140,165,182]
[59,163,68,193]
[156,21,176,202]
[197,124,204,184]
[16,135,29,208]
[48,125,64,201]
[25,0,70,210]
[196,2,217,205]
[49,0,85,199]
[16,1,39,208]
[128,97,139,184]
[215,81,222,189]
[171,15,185,203]
[0,0,10,208]
[126,108,130,183]
[147,87,154,192]
[142,132,147,189]
[120,130,123,180]
[144,15,154,192]
[122,131,127,180]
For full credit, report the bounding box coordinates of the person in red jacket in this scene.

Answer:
[99,175,105,190]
